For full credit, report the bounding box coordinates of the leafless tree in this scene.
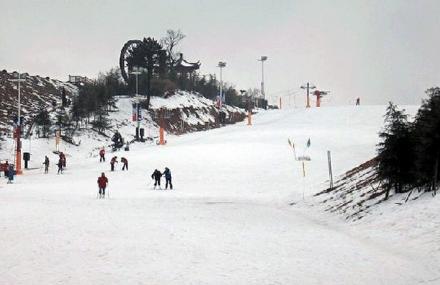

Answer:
[160,29,186,65]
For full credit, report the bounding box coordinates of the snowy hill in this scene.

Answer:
[0,104,439,284]
[0,70,77,132]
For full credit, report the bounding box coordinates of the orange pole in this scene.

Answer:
[247,111,252,125]
[316,95,321,107]
[159,127,165,145]
[16,127,22,175]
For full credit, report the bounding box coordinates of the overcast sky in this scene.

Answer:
[1,0,439,105]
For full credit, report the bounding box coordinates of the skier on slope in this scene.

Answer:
[7,164,14,184]
[43,156,50,174]
[163,167,173,190]
[99,147,105,162]
[121,157,128,171]
[110,156,118,171]
[151,169,162,189]
[57,158,63,174]
[59,152,66,168]
[97,172,108,199]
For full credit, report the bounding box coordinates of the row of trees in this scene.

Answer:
[377,87,440,199]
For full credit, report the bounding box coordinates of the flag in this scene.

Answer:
[306,138,311,148]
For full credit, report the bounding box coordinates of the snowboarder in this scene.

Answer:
[57,159,63,174]
[99,147,105,162]
[110,156,118,171]
[151,169,162,189]
[43,156,49,174]
[163,167,173,190]
[97,172,108,199]
[121,157,128,171]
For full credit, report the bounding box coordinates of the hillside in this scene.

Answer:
[0,104,438,284]
[0,70,77,132]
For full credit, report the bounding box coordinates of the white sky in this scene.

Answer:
[1,0,439,105]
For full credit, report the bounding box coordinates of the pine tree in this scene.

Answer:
[377,102,416,199]
[413,87,440,192]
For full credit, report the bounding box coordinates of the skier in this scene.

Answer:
[151,169,162,189]
[99,147,105,162]
[7,164,14,184]
[57,158,63,174]
[97,172,108,199]
[163,167,173,190]
[3,160,9,179]
[43,156,49,174]
[59,152,66,168]
[121,157,128,171]
[110,156,118,171]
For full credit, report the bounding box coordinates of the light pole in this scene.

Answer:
[258,56,268,107]
[129,71,142,140]
[9,72,26,175]
[217,61,226,108]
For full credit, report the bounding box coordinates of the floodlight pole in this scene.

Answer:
[9,73,26,175]
[130,71,142,140]
[217,61,226,108]
[258,56,268,106]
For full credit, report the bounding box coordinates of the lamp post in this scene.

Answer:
[129,70,142,140]
[217,61,226,108]
[9,72,26,175]
[258,56,268,107]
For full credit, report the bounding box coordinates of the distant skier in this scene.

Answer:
[163,167,173,190]
[59,152,66,168]
[57,159,63,174]
[43,156,50,174]
[99,147,105,162]
[7,164,14,184]
[121,157,128,171]
[151,169,162,189]
[3,160,9,178]
[110,156,118,171]
[97,172,108,199]
[356,97,360,106]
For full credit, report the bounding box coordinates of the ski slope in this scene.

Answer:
[0,105,438,284]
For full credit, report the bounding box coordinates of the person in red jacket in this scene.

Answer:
[99,148,105,162]
[97,172,108,199]
[110,156,118,171]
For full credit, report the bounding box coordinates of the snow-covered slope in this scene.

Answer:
[0,105,438,284]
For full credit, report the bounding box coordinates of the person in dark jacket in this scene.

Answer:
[59,152,66,167]
[121,157,128,171]
[163,167,173,190]
[7,164,14,184]
[151,169,162,189]
[97,172,108,199]
[57,159,63,174]
[43,156,49,174]
[110,156,118,171]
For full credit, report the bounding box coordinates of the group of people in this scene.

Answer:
[43,152,66,174]
[109,156,128,171]
[151,167,173,190]
[1,161,15,184]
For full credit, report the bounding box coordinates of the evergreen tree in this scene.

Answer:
[377,102,416,199]
[35,109,52,138]
[413,87,440,192]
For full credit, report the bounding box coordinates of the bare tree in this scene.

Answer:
[160,29,186,65]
